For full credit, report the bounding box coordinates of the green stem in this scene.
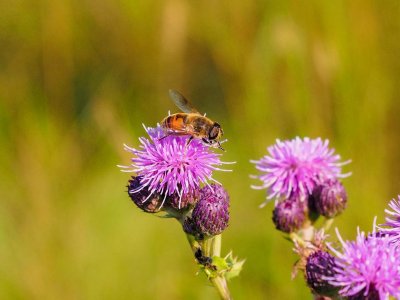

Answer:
[210,275,231,300]
[212,234,222,256]
[209,234,231,300]
[301,224,315,242]
[323,218,334,232]
[185,233,232,300]
[202,237,213,257]
[185,234,200,253]
[290,232,307,247]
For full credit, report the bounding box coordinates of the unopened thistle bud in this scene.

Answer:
[184,184,230,237]
[306,250,338,297]
[311,179,347,218]
[272,196,306,233]
[167,190,200,210]
[127,176,163,213]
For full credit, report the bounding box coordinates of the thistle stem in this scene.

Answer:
[212,234,222,256]
[185,233,232,300]
[209,234,231,300]
[290,232,307,247]
[202,237,213,257]
[323,218,334,232]
[210,275,231,300]
[299,219,315,242]
[185,234,200,253]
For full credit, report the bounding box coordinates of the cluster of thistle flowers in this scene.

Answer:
[121,125,230,236]
[252,137,400,299]
[120,125,243,289]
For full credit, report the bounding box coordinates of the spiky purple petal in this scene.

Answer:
[122,125,230,208]
[379,196,400,246]
[326,227,400,299]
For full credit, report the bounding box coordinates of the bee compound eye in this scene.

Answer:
[209,127,219,140]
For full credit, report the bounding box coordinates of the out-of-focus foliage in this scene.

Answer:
[1,0,399,299]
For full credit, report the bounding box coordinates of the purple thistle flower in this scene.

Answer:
[306,250,339,297]
[379,196,400,246]
[127,176,163,213]
[120,125,231,208]
[326,227,400,299]
[251,137,350,207]
[167,189,200,210]
[310,179,347,218]
[184,184,230,237]
[272,196,306,233]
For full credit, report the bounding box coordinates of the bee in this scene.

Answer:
[160,90,224,150]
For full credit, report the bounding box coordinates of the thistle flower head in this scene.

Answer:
[127,176,163,213]
[251,137,350,206]
[379,196,400,246]
[272,195,307,233]
[121,125,231,208]
[310,179,347,218]
[167,190,200,211]
[306,250,339,297]
[184,184,230,237]
[327,227,400,299]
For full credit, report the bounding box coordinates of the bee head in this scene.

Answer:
[209,122,223,141]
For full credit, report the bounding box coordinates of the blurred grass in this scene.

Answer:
[1,0,400,299]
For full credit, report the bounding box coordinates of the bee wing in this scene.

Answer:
[169,89,200,114]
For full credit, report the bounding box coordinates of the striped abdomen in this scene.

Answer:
[161,113,190,133]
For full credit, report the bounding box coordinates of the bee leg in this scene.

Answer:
[202,138,211,145]
[216,141,225,151]
[158,134,171,141]
[185,136,194,146]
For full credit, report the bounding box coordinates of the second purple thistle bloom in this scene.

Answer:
[251,137,350,206]
[121,125,232,208]
[327,227,400,299]
[379,196,400,246]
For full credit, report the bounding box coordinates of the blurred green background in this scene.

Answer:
[1,0,400,299]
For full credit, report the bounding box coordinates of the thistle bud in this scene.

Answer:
[167,190,200,210]
[127,176,163,213]
[306,250,339,297]
[184,184,230,237]
[272,196,306,233]
[311,179,347,218]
